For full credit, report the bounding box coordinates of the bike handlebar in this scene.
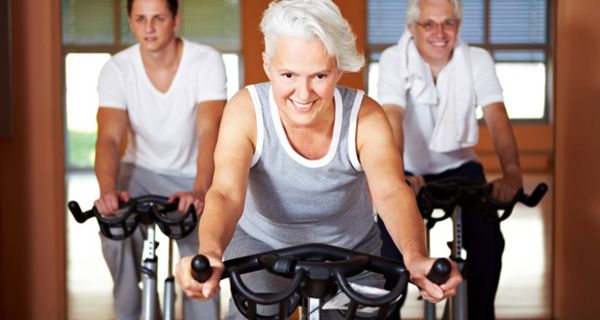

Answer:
[190,243,451,320]
[68,195,197,240]
[417,178,548,228]
[191,243,409,319]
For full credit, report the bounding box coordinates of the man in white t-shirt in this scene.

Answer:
[377,0,523,319]
[93,0,226,319]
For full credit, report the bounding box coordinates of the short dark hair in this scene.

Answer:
[127,0,179,17]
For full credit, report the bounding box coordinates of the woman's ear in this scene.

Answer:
[262,52,271,79]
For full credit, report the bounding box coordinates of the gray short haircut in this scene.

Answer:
[406,0,463,26]
[260,0,365,72]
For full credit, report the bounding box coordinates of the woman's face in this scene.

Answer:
[263,36,342,129]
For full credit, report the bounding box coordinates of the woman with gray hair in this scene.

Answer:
[176,1,461,318]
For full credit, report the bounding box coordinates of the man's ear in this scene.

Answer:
[174,13,181,32]
[407,23,416,37]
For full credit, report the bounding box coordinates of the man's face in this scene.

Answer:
[408,0,460,67]
[128,0,179,53]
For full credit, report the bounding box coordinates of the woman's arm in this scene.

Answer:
[356,96,461,302]
[176,89,257,299]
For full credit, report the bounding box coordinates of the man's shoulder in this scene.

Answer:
[183,39,221,59]
[103,44,138,72]
[381,44,402,58]
[467,46,494,64]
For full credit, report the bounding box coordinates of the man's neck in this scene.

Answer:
[140,37,182,70]
[427,53,453,81]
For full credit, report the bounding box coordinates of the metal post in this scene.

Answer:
[163,238,175,320]
[141,224,158,320]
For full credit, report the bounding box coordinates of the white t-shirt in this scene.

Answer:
[98,38,227,177]
[377,45,503,175]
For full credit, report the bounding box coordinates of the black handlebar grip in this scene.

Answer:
[68,201,94,223]
[191,255,212,283]
[521,183,548,207]
[426,258,452,285]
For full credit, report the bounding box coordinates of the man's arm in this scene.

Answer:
[357,96,461,302]
[94,107,129,215]
[171,99,226,213]
[482,102,523,201]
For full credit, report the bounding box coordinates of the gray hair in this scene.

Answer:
[406,0,463,26]
[260,0,365,72]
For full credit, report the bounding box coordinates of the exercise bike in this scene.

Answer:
[190,243,452,320]
[68,195,197,320]
[416,178,548,320]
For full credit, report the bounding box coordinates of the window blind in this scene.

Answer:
[63,0,241,52]
[62,0,114,45]
[180,0,240,52]
[461,0,485,44]
[368,0,548,46]
[490,0,547,44]
[367,0,408,45]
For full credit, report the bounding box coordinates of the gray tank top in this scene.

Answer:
[237,82,375,249]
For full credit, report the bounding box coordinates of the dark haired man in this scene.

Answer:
[94,0,226,318]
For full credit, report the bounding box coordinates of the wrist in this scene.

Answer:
[402,250,428,269]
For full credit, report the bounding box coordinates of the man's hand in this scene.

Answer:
[94,190,130,216]
[490,174,523,202]
[169,191,205,215]
[406,175,426,194]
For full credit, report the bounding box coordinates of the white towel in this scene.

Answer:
[397,31,478,153]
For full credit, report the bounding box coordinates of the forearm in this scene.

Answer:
[495,136,521,178]
[193,131,218,195]
[193,100,225,195]
[95,140,122,195]
[198,189,244,259]
[485,104,522,179]
[377,184,428,263]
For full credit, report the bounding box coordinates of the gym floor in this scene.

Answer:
[66,172,552,320]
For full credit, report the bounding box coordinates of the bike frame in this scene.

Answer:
[417,178,547,320]
[68,196,196,320]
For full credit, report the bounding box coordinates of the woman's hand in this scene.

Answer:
[175,253,224,300]
[405,255,462,303]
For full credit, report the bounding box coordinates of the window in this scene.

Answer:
[367,0,551,121]
[62,0,241,169]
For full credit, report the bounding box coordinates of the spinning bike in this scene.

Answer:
[190,243,452,320]
[416,178,548,320]
[69,195,197,320]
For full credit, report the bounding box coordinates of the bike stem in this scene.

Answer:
[141,223,158,320]
[164,238,176,320]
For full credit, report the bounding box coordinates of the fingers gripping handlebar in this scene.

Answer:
[67,195,197,240]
